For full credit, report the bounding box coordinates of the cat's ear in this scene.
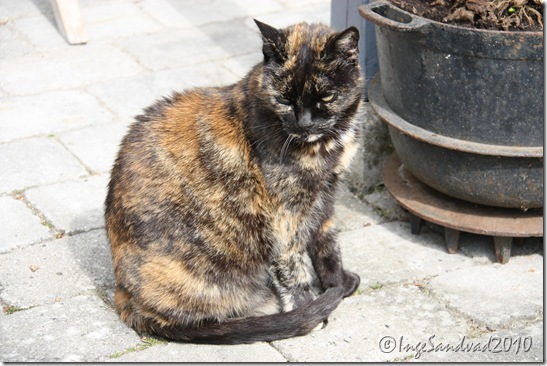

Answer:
[254,19,286,64]
[326,26,359,64]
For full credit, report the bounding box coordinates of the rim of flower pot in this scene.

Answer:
[359,0,543,60]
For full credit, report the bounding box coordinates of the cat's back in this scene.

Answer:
[105,84,271,266]
[110,86,252,190]
[119,87,246,166]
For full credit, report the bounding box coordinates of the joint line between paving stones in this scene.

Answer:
[110,42,153,72]
[426,283,543,336]
[268,341,293,362]
[10,190,64,239]
[83,85,127,122]
[51,134,97,176]
[360,276,500,341]
[419,280,497,337]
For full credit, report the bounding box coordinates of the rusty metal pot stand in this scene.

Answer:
[383,153,543,264]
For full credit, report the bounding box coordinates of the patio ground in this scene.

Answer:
[0,0,543,362]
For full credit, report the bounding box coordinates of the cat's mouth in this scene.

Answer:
[305,134,323,143]
[289,133,324,143]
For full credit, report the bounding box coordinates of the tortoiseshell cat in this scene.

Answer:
[105,20,363,344]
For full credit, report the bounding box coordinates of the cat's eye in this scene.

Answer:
[321,94,335,103]
[276,96,292,105]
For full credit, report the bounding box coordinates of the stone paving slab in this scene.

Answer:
[82,1,162,43]
[58,123,129,174]
[0,295,141,362]
[0,90,115,143]
[0,229,113,308]
[339,223,475,289]
[0,45,143,95]
[136,0,195,29]
[362,187,410,222]
[108,341,287,362]
[0,196,52,252]
[416,322,544,363]
[86,63,240,122]
[334,184,382,231]
[0,21,35,60]
[428,254,543,329]
[0,137,88,193]
[272,285,469,362]
[25,175,109,234]
[118,21,260,71]
[221,52,263,79]
[10,12,71,52]
[0,0,51,19]
[242,1,331,28]
[0,0,542,363]
[140,0,284,29]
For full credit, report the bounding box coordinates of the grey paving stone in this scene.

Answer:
[10,12,69,52]
[0,137,88,193]
[339,223,474,289]
[0,45,143,95]
[0,0,52,19]
[87,64,239,122]
[109,341,287,362]
[58,123,129,174]
[0,196,52,252]
[428,254,543,329]
[118,21,260,71]
[0,90,115,143]
[416,322,544,363]
[25,175,109,234]
[0,229,114,308]
[137,0,194,29]
[82,1,162,43]
[276,0,331,7]
[221,52,263,78]
[0,294,141,362]
[139,0,283,28]
[272,285,468,362]
[334,184,381,231]
[243,1,331,29]
[0,21,35,59]
[362,187,410,222]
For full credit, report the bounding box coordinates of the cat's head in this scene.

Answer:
[255,19,363,143]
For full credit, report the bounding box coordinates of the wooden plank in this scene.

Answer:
[50,0,88,45]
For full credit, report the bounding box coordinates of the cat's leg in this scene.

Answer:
[309,217,360,298]
[248,284,283,317]
[270,245,321,312]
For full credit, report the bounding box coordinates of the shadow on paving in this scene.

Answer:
[68,212,116,309]
[387,217,543,265]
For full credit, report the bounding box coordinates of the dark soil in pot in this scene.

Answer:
[390,0,543,31]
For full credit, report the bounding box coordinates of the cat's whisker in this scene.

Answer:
[279,134,296,164]
[251,127,285,152]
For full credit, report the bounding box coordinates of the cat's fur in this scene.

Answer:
[105,20,363,344]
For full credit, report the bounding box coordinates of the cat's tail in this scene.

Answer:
[149,286,345,344]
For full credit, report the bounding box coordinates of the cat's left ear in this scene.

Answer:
[326,26,359,64]
[254,19,286,64]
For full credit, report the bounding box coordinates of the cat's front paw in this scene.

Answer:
[292,285,315,308]
[342,270,360,297]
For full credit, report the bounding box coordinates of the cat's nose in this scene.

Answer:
[296,110,313,129]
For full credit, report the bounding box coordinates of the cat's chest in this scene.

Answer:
[262,162,326,208]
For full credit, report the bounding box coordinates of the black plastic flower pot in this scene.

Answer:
[360,1,544,209]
